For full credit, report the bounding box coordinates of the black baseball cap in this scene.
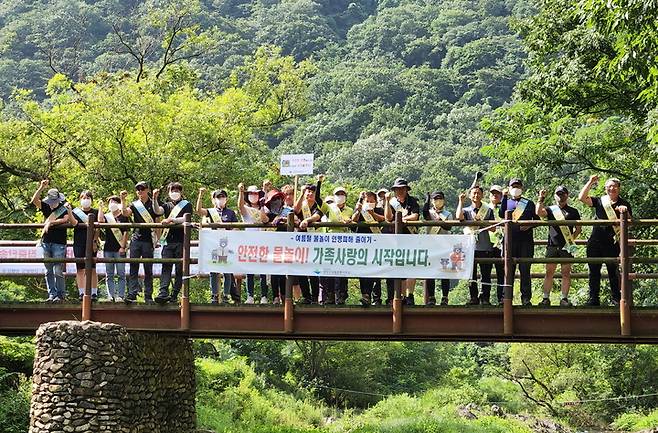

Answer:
[212,189,228,198]
[554,186,569,194]
[430,191,445,199]
[135,181,149,190]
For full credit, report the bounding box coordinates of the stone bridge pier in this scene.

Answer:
[29,321,196,433]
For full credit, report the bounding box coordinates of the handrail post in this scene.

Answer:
[619,210,631,336]
[392,212,403,334]
[180,213,191,331]
[81,214,95,321]
[503,210,513,336]
[284,213,295,333]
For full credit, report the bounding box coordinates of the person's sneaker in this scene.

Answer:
[466,297,480,306]
[221,294,231,304]
[115,296,123,303]
[260,296,268,304]
[210,295,219,305]
[124,296,137,305]
[521,298,533,307]
[145,299,155,305]
[426,296,436,306]
[560,298,572,307]
[155,295,169,305]
[245,296,255,304]
[385,298,392,305]
[539,298,551,306]
[273,297,281,305]
[480,298,491,306]
[584,299,600,307]
[612,299,620,307]
[52,296,62,304]
[405,294,415,306]
[45,296,56,303]
[360,294,371,307]
[297,297,311,305]
[78,294,84,303]
[91,294,98,303]
[440,296,449,306]
[372,298,382,306]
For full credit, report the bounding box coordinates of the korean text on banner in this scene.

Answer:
[279,154,314,176]
[199,230,475,280]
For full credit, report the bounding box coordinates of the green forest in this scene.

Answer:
[1,0,658,432]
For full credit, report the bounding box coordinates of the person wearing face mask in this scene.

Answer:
[536,186,581,307]
[488,185,505,304]
[317,176,354,304]
[70,190,102,302]
[121,181,164,304]
[352,191,386,306]
[31,180,73,303]
[263,189,289,303]
[579,175,632,306]
[98,195,129,302]
[238,183,269,304]
[456,186,495,306]
[293,181,324,304]
[196,187,239,304]
[499,178,538,306]
[422,191,453,306]
[153,182,193,304]
[385,178,420,304]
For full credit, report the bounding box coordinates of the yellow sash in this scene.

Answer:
[39,204,68,242]
[132,200,157,247]
[600,195,621,241]
[463,205,488,235]
[428,208,450,235]
[549,205,577,254]
[361,209,382,234]
[160,200,189,243]
[511,198,529,222]
[488,203,502,248]
[301,201,316,232]
[104,212,125,246]
[390,198,418,234]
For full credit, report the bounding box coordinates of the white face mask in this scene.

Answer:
[169,191,181,201]
[554,194,562,204]
[108,202,121,212]
[214,198,227,208]
[335,195,346,205]
[248,194,259,204]
[433,199,445,209]
[362,202,374,211]
[509,187,522,199]
[80,198,92,208]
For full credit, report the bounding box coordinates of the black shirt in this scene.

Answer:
[354,207,385,233]
[295,201,323,232]
[72,208,98,247]
[267,211,289,232]
[104,214,129,252]
[129,199,160,242]
[499,196,538,242]
[206,207,238,225]
[545,204,581,247]
[39,201,68,245]
[388,195,420,235]
[589,196,632,244]
[162,200,193,243]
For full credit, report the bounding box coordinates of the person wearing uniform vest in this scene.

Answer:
[263,189,289,303]
[384,177,420,305]
[70,190,102,302]
[317,176,354,304]
[499,178,538,306]
[196,187,239,304]
[121,181,163,304]
[293,182,324,303]
[98,195,129,302]
[457,185,495,305]
[578,175,632,306]
[154,182,193,304]
[31,180,72,303]
[238,183,269,304]
[352,191,386,306]
[488,185,505,304]
[422,191,453,305]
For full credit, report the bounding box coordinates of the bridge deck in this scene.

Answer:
[1,303,657,343]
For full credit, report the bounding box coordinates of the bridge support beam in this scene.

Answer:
[29,321,196,433]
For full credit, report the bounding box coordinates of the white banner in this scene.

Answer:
[0,246,200,276]
[279,153,314,176]
[199,230,475,279]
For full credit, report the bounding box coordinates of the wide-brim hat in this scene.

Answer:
[376,188,388,195]
[44,188,65,207]
[264,190,284,206]
[246,185,265,197]
[391,178,411,190]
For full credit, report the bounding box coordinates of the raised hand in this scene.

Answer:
[199,187,207,194]
[40,179,49,189]
[538,189,547,202]
[238,183,245,192]
[458,192,467,203]
[152,189,160,198]
[317,174,325,183]
[120,190,128,199]
[589,174,599,184]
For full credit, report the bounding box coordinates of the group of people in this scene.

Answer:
[31,172,631,307]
